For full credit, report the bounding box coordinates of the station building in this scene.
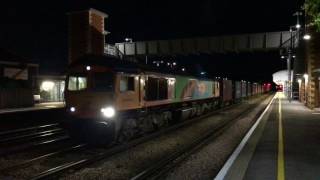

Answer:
[0,48,39,108]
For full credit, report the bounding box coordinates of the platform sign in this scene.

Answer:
[4,67,28,80]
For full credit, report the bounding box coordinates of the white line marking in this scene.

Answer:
[312,113,320,115]
[214,95,276,180]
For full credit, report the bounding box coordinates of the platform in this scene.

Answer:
[215,92,320,180]
[0,102,65,114]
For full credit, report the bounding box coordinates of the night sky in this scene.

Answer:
[0,0,304,81]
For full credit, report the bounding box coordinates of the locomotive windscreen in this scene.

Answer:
[93,72,114,91]
[67,74,87,91]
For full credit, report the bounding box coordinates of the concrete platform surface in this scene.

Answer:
[0,102,65,114]
[216,92,320,180]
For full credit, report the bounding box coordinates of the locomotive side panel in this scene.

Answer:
[174,76,215,102]
[115,73,141,111]
[143,74,175,107]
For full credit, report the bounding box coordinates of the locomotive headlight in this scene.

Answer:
[101,107,115,118]
[70,107,76,112]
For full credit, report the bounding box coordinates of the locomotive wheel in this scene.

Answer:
[139,115,156,133]
[152,113,168,129]
[117,118,137,143]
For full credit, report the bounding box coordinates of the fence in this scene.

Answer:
[0,88,34,109]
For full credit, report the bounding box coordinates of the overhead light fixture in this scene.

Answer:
[41,81,55,91]
[125,38,133,42]
[86,66,91,71]
[303,34,311,40]
[281,56,285,59]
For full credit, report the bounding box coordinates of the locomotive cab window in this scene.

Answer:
[93,72,114,91]
[67,76,87,91]
[120,76,135,92]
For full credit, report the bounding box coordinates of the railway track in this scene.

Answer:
[24,96,269,180]
[0,143,87,173]
[130,97,270,180]
[0,123,70,156]
[0,123,65,144]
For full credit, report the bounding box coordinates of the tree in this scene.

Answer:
[304,0,320,31]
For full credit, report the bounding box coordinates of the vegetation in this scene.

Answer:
[304,0,320,31]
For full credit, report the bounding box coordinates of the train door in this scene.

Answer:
[116,73,141,110]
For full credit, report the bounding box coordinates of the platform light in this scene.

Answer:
[303,34,311,40]
[200,72,206,75]
[281,56,285,59]
[173,62,177,66]
[86,66,91,71]
[297,79,302,83]
[101,106,115,118]
[303,74,308,79]
[168,78,176,85]
[41,81,55,91]
[70,107,76,112]
[296,24,301,29]
[292,55,296,58]
[182,67,186,72]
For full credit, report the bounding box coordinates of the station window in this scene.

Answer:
[120,76,135,92]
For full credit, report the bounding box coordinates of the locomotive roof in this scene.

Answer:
[70,54,142,73]
[69,54,220,81]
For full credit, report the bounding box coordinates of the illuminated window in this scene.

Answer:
[120,76,135,92]
[78,77,87,90]
[67,76,87,91]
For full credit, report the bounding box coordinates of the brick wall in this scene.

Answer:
[68,9,107,64]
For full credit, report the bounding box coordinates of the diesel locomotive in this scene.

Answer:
[65,55,270,144]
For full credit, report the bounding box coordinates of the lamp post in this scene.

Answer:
[304,73,308,104]
[286,26,297,102]
[297,78,302,101]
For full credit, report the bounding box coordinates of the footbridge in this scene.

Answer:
[105,31,295,57]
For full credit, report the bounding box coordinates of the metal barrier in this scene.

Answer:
[0,88,34,109]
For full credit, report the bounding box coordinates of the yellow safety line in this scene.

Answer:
[277,96,285,180]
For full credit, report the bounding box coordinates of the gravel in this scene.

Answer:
[165,95,273,180]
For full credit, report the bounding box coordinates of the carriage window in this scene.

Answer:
[120,76,135,92]
[67,76,87,91]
